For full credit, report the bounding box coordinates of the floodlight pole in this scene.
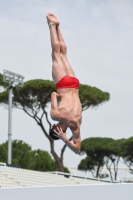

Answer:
[3,69,24,165]
[7,82,13,165]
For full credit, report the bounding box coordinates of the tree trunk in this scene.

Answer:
[50,140,64,172]
[96,165,100,178]
[57,159,64,172]
[51,153,64,172]
[108,168,113,182]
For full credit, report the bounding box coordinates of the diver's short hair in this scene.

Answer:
[49,128,60,140]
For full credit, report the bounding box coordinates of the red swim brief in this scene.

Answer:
[55,75,80,89]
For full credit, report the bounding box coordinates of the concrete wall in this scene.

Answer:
[0,183,133,200]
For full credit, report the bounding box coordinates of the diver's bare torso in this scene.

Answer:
[51,88,82,130]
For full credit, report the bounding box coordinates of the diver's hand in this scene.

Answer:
[53,126,67,142]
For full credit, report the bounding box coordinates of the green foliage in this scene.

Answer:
[0,140,58,172]
[0,90,8,104]
[64,167,70,173]
[28,149,58,171]
[0,140,32,167]
[79,84,110,110]
[120,137,133,172]
[99,173,109,179]
[78,137,123,180]
[78,156,101,171]
[0,143,7,162]
[78,137,114,178]
[120,137,133,158]
[13,79,56,110]
[80,137,115,157]
[0,73,8,88]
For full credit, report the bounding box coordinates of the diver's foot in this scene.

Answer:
[46,13,60,26]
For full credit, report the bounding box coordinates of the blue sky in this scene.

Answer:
[0,0,133,167]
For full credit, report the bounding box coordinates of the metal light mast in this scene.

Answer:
[3,69,25,165]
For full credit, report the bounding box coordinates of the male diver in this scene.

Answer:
[47,13,82,154]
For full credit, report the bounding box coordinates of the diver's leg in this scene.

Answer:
[57,26,75,77]
[46,13,66,83]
